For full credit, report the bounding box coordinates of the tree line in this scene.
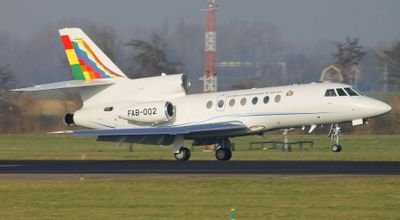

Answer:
[0,19,399,133]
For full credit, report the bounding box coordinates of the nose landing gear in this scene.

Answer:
[328,123,342,152]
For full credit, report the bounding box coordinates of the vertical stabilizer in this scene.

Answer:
[59,28,127,80]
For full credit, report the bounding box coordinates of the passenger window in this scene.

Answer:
[218,100,224,108]
[229,99,235,107]
[344,88,358,96]
[252,97,258,105]
[275,95,281,103]
[263,96,270,104]
[336,88,347,96]
[240,98,247,106]
[206,101,213,109]
[104,107,113,112]
[324,89,337,97]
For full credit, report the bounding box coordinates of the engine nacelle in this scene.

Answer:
[64,113,75,126]
[119,101,175,124]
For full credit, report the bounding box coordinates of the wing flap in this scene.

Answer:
[74,122,248,136]
[11,79,114,92]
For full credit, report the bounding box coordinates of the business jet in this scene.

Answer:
[13,28,392,161]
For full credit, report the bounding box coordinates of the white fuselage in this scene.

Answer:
[72,76,391,138]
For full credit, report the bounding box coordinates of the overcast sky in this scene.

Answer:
[0,0,399,47]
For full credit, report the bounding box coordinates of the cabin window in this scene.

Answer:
[336,88,347,96]
[325,89,337,97]
[275,95,281,103]
[252,97,258,105]
[240,98,247,106]
[229,99,235,107]
[104,107,113,112]
[218,100,224,108]
[344,87,359,96]
[206,101,213,109]
[263,96,270,104]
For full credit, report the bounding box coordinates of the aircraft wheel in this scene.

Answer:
[225,150,232,160]
[331,144,342,152]
[215,148,232,161]
[174,147,191,161]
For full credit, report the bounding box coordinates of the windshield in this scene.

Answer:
[344,88,359,96]
[351,87,364,96]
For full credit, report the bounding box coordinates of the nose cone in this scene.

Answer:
[356,98,392,117]
[378,102,392,115]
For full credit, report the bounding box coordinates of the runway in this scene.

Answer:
[0,160,399,175]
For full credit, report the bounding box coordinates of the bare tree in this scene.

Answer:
[333,37,366,67]
[331,37,366,84]
[0,65,19,132]
[0,65,16,93]
[126,33,179,78]
[378,42,400,86]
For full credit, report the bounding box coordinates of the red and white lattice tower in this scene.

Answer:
[203,0,218,92]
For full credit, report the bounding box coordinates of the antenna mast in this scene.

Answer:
[203,0,218,92]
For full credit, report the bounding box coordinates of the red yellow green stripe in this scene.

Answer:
[60,35,122,80]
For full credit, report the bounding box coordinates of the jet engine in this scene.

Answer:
[119,101,175,124]
[64,113,75,126]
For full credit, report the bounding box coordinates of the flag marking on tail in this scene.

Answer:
[60,35,123,80]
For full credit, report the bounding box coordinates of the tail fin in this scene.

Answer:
[59,28,127,80]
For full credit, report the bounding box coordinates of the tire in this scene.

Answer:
[174,147,191,161]
[331,144,342,152]
[215,148,232,161]
[225,149,232,160]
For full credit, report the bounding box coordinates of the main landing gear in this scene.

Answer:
[215,139,233,161]
[173,136,191,161]
[174,147,191,161]
[328,123,342,152]
[172,136,233,161]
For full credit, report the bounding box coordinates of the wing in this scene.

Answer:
[74,122,248,137]
[11,79,114,92]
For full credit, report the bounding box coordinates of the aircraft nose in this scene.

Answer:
[357,98,392,117]
[378,101,392,115]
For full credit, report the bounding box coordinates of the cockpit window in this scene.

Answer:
[324,89,337,97]
[352,87,364,96]
[344,87,359,96]
[336,88,347,96]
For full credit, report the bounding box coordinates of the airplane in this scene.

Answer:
[13,28,392,161]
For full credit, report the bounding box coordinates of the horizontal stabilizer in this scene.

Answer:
[11,79,114,92]
[74,122,248,136]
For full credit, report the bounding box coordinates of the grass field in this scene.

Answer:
[0,134,399,219]
[0,134,399,161]
[0,176,399,219]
